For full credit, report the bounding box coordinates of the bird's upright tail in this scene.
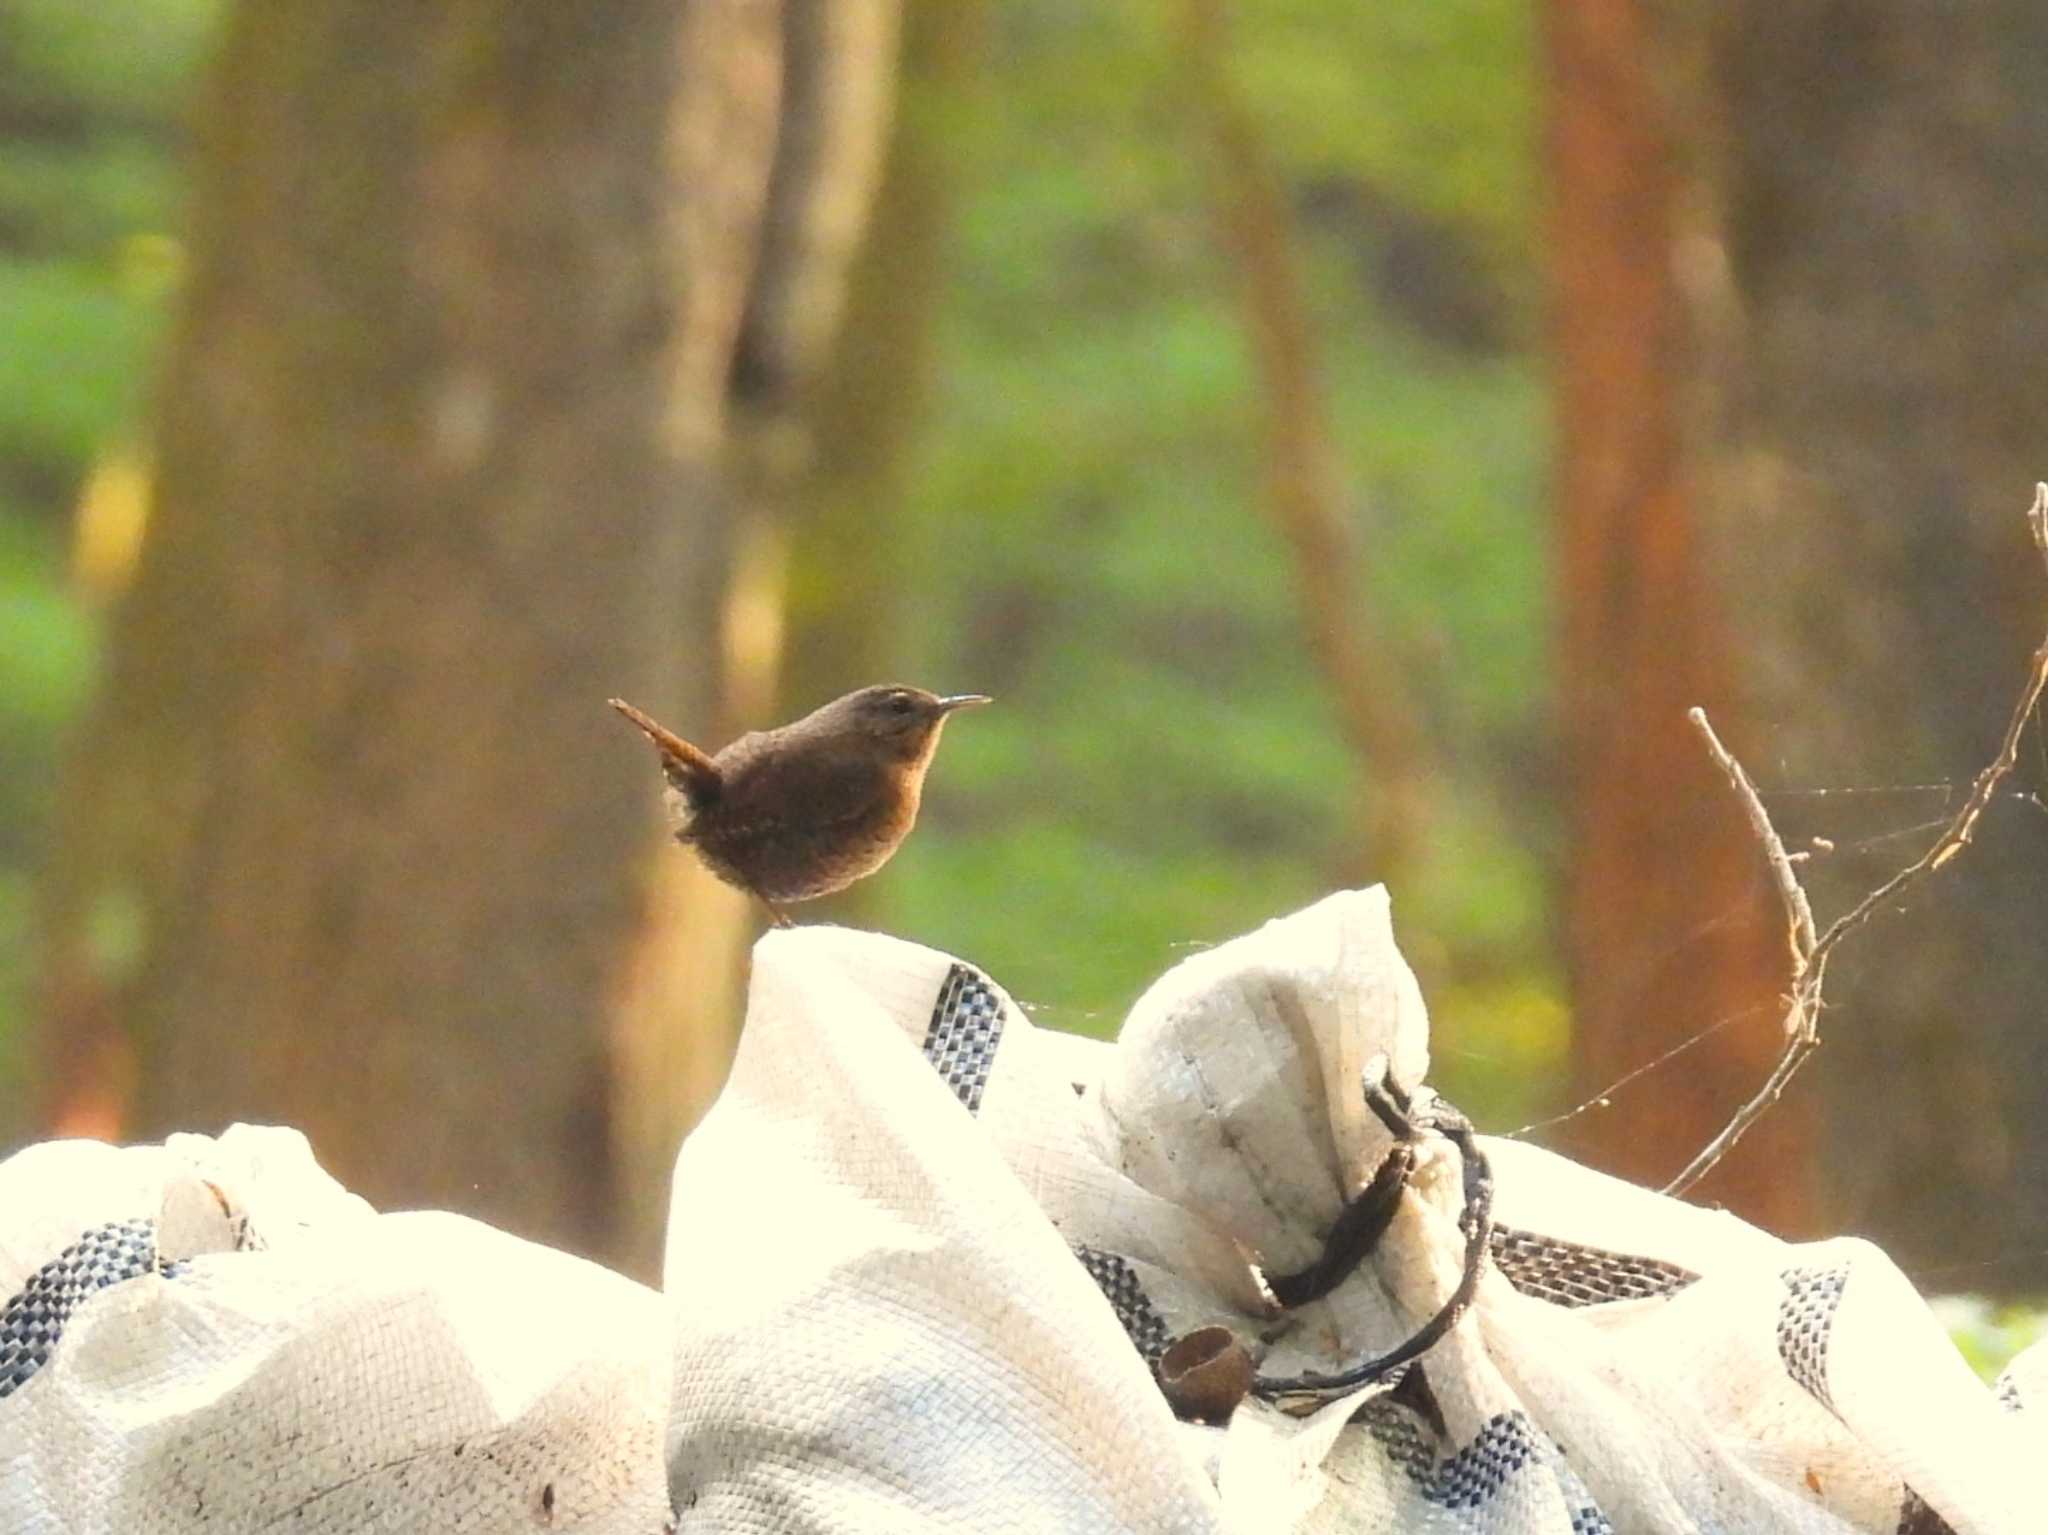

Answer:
[608,698,722,806]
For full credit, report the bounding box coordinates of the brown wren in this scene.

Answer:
[609,685,991,924]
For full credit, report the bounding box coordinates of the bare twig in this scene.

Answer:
[1689,708,1818,973]
[1665,484,2048,1197]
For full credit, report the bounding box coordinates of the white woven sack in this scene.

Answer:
[0,1123,673,1533]
[667,889,2043,1533]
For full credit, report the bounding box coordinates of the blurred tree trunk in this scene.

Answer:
[36,0,794,1273]
[604,0,787,1274]
[706,0,912,947]
[1687,5,2048,1280]
[775,0,982,934]
[559,0,915,1268]
[1545,0,1813,1229]
[616,0,914,1170]
[1181,0,1431,892]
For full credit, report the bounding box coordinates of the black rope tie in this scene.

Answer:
[1264,1141,1415,1310]
[1249,1069,1496,1402]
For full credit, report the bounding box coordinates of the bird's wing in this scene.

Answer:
[715,739,892,837]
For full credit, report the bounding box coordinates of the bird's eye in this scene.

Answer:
[888,693,914,714]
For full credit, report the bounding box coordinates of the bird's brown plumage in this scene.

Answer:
[609,685,989,921]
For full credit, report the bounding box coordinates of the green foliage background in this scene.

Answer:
[0,0,221,1125]
[0,0,1561,1133]
[1,0,2040,1379]
[871,0,1561,1133]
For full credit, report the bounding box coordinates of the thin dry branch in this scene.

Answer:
[1665,484,2048,1198]
[1689,708,1818,974]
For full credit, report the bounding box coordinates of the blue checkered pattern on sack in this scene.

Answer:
[1554,1449,1615,1533]
[1072,1245,1172,1365]
[1429,1412,1544,1509]
[1777,1264,1850,1409]
[1073,1252,1171,1367]
[1359,1399,1613,1522]
[1489,1224,1698,1307]
[921,963,1005,1114]
[0,1217,181,1399]
[1356,1397,1438,1482]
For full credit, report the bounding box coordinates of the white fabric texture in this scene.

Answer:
[5,891,2041,1532]
[668,888,2043,1533]
[0,1123,673,1533]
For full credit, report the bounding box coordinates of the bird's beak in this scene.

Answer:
[934,693,993,713]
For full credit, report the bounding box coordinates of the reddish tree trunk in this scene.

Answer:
[1546,0,1814,1230]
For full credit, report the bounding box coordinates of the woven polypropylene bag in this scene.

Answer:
[666,889,2044,1533]
[0,1123,673,1533]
